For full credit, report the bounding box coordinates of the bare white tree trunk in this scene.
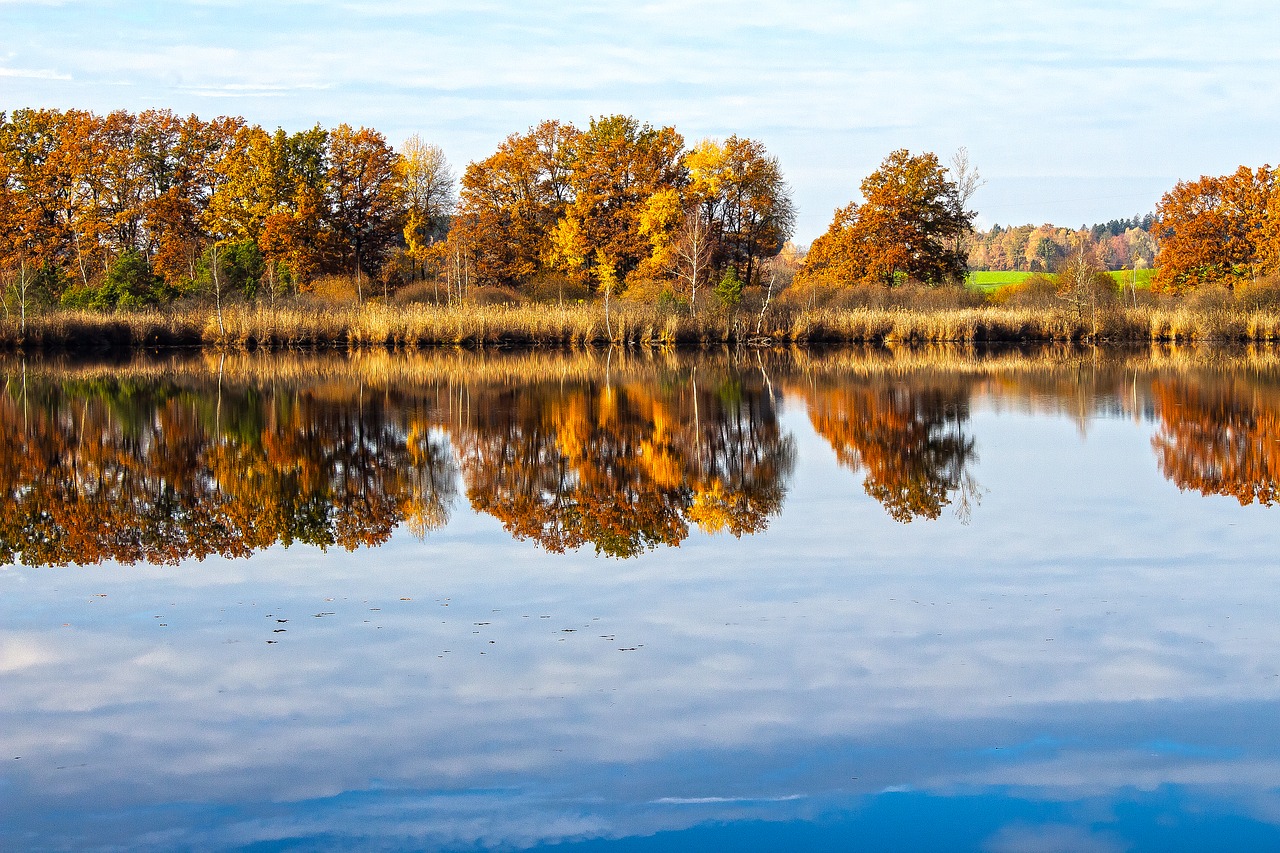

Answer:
[18,261,29,337]
[212,244,225,338]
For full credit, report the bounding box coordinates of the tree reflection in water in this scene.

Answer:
[1151,372,1280,506]
[458,367,795,557]
[803,374,983,522]
[0,356,795,564]
[2,348,1279,566]
[0,368,458,565]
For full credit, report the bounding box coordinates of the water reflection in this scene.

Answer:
[2,347,1280,566]
[6,346,1280,852]
[0,354,796,564]
[1151,371,1280,506]
[803,373,982,522]
[0,367,458,565]
[458,368,794,557]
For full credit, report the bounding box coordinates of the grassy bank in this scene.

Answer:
[3,300,1280,352]
[969,269,1157,292]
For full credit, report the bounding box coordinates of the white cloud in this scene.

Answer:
[0,66,70,79]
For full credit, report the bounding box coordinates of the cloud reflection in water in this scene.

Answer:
[2,348,1280,851]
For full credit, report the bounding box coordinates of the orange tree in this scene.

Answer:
[447,120,579,289]
[551,115,685,291]
[1153,165,1276,293]
[797,149,973,288]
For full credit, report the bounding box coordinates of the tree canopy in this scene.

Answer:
[448,115,795,303]
[1153,165,1278,292]
[797,149,974,288]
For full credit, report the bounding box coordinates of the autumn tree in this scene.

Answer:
[692,136,796,286]
[259,126,331,294]
[640,195,713,314]
[637,135,794,310]
[0,109,76,294]
[450,120,579,290]
[1153,165,1277,293]
[140,111,244,289]
[798,149,974,288]
[398,135,455,279]
[551,115,685,292]
[326,124,403,301]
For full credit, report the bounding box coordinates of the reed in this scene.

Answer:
[4,300,1280,352]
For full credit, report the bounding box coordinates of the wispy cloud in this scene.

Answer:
[0,66,70,79]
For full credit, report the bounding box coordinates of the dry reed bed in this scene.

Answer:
[3,303,1280,354]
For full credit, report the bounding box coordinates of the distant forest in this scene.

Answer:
[968,215,1158,274]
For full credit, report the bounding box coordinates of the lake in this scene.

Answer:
[2,346,1279,852]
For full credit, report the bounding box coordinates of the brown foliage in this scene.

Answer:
[797,149,973,289]
[1154,166,1277,293]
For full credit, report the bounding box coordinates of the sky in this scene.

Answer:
[2,0,1278,242]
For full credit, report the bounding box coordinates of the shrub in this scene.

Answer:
[467,285,526,306]
[526,272,590,304]
[990,273,1058,308]
[305,275,361,305]
[63,249,164,310]
[1188,284,1232,313]
[1236,276,1280,312]
[392,280,448,306]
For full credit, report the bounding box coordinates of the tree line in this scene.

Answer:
[446,116,796,313]
[968,219,1158,274]
[0,108,797,315]
[0,108,454,310]
[2,105,1277,315]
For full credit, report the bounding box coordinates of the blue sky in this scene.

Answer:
[2,0,1277,241]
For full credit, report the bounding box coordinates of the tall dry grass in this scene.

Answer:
[2,298,1280,352]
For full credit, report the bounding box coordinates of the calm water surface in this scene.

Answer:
[2,347,1279,852]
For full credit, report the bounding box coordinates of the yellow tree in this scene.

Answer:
[553,115,685,291]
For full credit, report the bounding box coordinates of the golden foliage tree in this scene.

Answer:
[552,115,685,292]
[450,120,579,289]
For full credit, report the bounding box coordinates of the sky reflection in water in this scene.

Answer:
[2,347,1280,852]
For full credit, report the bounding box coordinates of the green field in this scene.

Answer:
[968,269,1156,291]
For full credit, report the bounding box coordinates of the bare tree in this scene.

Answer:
[2,261,35,336]
[399,135,456,279]
[949,147,986,266]
[672,210,713,317]
[210,243,226,338]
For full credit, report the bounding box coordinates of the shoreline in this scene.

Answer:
[2,302,1279,352]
